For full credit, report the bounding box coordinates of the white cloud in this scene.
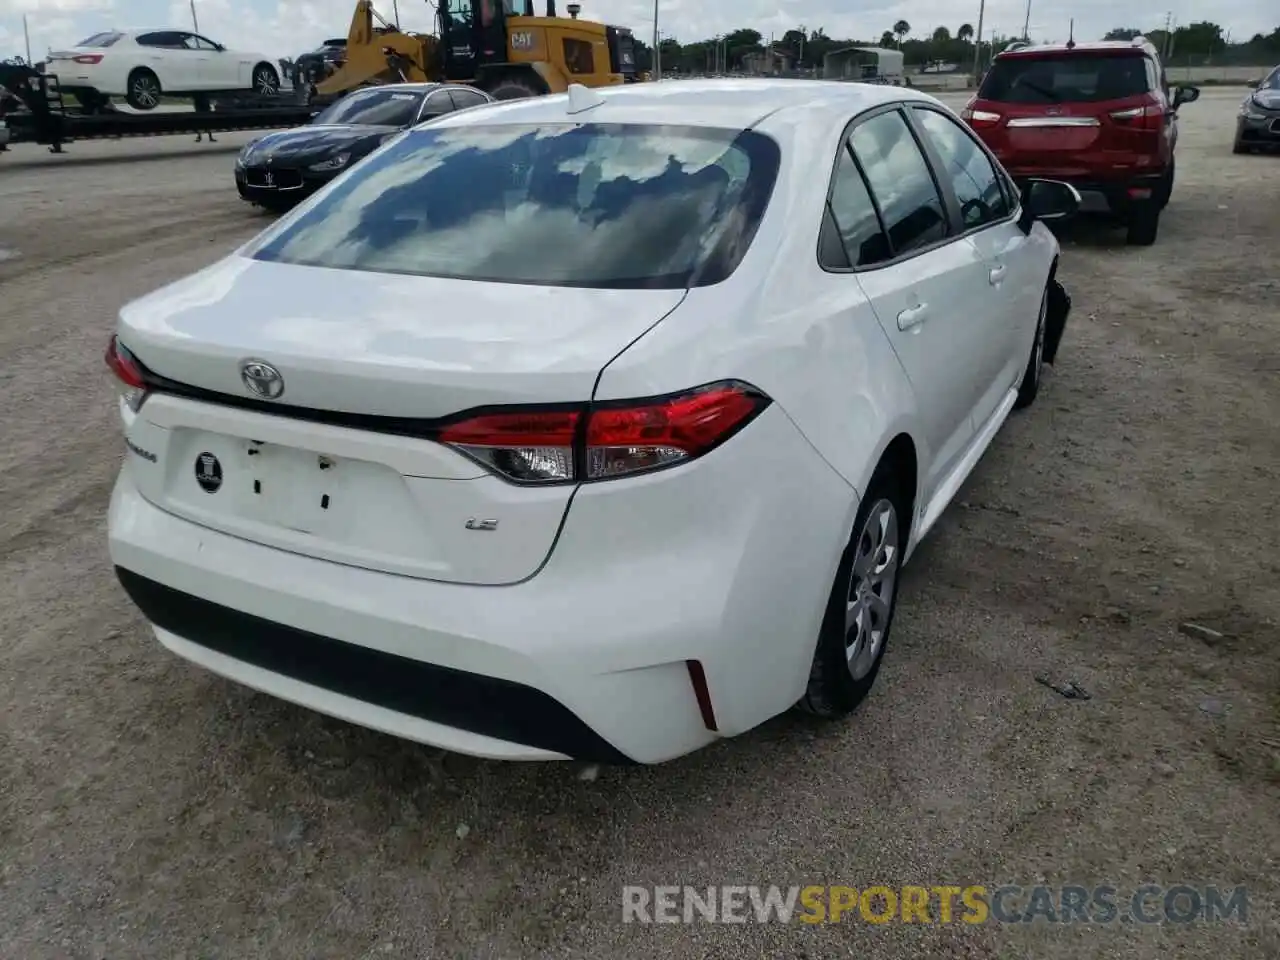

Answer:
[2,0,1275,64]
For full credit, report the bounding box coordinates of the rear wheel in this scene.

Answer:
[1125,202,1160,246]
[1155,161,1174,209]
[125,69,161,110]
[252,64,280,96]
[799,464,908,719]
[1014,285,1049,410]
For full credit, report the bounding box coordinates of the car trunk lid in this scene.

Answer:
[116,255,686,585]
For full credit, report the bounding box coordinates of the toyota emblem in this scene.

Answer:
[240,359,285,399]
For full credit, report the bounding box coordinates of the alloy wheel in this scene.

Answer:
[845,498,901,681]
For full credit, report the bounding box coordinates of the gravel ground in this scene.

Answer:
[0,91,1277,960]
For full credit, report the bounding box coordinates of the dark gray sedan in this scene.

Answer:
[1234,65,1280,154]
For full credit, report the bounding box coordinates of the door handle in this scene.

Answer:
[896,303,929,330]
[988,264,1007,285]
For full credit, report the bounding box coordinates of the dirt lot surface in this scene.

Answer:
[1,90,1277,959]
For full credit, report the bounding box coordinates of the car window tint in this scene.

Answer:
[913,107,1010,229]
[979,54,1150,103]
[823,145,890,267]
[420,91,454,117]
[250,123,781,289]
[848,110,948,256]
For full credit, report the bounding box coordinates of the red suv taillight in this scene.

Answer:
[960,100,1002,127]
[105,335,148,412]
[438,381,770,484]
[72,54,104,65]
[1108,104,1163,131]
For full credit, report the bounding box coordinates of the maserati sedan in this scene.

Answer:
[236,83,495,211]
[106,79,1076,765]
[45,28,279,111]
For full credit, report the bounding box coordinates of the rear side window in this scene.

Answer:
[136,32,183,48]
[448,88,489,110]
[913,108,1010,229]
[980,54,1151,103]
[848,111,948,257]
[822,147,889,268]
[250,123,781,289]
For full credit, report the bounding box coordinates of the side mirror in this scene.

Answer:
[1017,179,1080,233]
[1249,78,1264,89]
[1172,85,1200,108]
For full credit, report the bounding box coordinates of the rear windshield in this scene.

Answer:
[980,54,1150,103]
[313,88,424,127]
[250,122,780,289]
[77,31,123,48]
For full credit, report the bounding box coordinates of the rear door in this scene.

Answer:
[133,32,187,90]
[974,51,1158,178]
[909,104,1035,425]
[825,106,986,497]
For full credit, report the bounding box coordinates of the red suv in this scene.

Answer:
[962,38,1200,246]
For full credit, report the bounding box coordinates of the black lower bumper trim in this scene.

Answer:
[115,567,635,764]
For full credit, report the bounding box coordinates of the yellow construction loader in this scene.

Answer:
[313,0,641,101]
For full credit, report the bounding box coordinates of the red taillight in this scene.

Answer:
[438,381,769,484]
[72,54,104,65]
[105,335,148,411]
[1109,104,1163,131]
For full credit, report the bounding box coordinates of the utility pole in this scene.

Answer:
[189,0,199,31]
[1021,0,1031,41]
[22,14,32,63]
[651,0,660,80]
[972,0,985,83]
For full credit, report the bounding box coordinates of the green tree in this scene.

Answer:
[957,23,974,42]
[1103,28,1142,41]
[893,20,911,46]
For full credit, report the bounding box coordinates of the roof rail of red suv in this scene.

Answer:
[996,37,1160,60]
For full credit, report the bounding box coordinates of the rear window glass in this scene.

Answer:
[312,88,425,126]
[979,54,1151,103]
[77,32,123,48]
[250,122,781,289]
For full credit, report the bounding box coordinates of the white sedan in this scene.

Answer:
[46,29,280,111]
[105,79,1077,764]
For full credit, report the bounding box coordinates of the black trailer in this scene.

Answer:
[0,62,321,154]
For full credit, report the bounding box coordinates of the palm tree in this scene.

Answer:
[880,30,897,48]
[958,23,975,42]
[932,26,951,43]
[893,20,911,46]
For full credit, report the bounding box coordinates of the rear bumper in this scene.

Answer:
[1008,171,1166,214]
[107,404,855,764]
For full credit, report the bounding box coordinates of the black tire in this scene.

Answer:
[799,463,908,718]
[1155,161,1174,209]
[1014,285,1049,410]
[486,76,544,100]
[125,68,161,110]
[1125,203,1160,246]
[252,63,280,96]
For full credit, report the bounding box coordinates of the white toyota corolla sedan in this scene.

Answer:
[106,79,1076,765]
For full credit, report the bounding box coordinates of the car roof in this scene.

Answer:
[425,78,937,132]
[998,39,1153,58]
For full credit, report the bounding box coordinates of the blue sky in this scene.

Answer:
[1,0,1275,64]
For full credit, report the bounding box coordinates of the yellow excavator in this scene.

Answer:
[311,0,642,102]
